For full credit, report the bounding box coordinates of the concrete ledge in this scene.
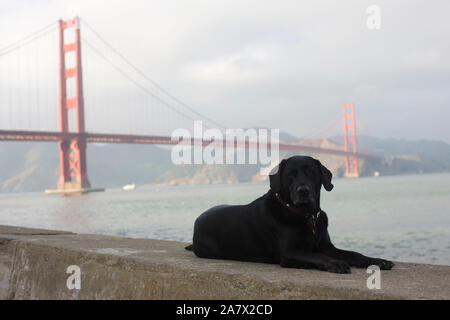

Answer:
[0,225,448,300]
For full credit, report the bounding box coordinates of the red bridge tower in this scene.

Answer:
[343,104,359,178]
[57,17,91,190]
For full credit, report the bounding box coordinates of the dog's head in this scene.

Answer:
[269,156,333,212]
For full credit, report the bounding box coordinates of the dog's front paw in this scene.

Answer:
[371,258,395,270]
[352,257,395,270]
[325,259,351,274]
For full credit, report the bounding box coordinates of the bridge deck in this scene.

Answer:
[0,130,379,159]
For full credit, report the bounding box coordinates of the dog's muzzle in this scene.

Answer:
[292,185,313,206]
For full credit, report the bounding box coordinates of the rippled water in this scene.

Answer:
[0,173,449,265]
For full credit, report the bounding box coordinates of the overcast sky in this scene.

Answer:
[1,0,450,142]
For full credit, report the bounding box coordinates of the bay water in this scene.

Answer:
[0,173,449,265]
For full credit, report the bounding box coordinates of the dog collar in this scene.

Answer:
[273,192,320,235]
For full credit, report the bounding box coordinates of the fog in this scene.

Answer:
[1,0,449,142]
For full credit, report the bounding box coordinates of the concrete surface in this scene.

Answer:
[0,225,448,300]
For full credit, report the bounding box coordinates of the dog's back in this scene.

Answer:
[189,196,279,263]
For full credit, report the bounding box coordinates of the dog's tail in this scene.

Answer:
[185,244,194,251]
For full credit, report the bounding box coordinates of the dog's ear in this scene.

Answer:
[317,160,334,192]
[269,159,287,193]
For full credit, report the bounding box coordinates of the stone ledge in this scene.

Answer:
[0,225,448,300]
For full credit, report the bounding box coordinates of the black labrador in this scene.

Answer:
[185,156,394,273]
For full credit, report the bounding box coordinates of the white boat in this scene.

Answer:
[122,184,136,191]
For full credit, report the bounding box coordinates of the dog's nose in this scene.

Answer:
[296,185,310,195]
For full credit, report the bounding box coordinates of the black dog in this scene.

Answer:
[186,156,394,273]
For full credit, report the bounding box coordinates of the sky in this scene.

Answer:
[1,0,450,142]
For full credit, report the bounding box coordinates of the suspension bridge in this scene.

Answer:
[0,17,369,194]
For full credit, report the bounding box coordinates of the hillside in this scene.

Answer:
[331,135,450,175]
[1,133,449,192]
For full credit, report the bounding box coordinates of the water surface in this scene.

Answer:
[0,173,449,265]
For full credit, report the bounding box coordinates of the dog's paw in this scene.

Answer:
[325,259,351,274]
[372,258,395,270]
[352,257,395,270]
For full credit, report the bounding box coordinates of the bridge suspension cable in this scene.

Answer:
[0,21,59,132]
[0,21,57,57]
[297,114,342,144]
[82,38,201,125]
[80,18,226,130]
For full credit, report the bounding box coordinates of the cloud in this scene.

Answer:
[0,0,449,142]
[181,40,286,85]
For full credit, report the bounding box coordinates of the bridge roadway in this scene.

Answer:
[0,130,379,159]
